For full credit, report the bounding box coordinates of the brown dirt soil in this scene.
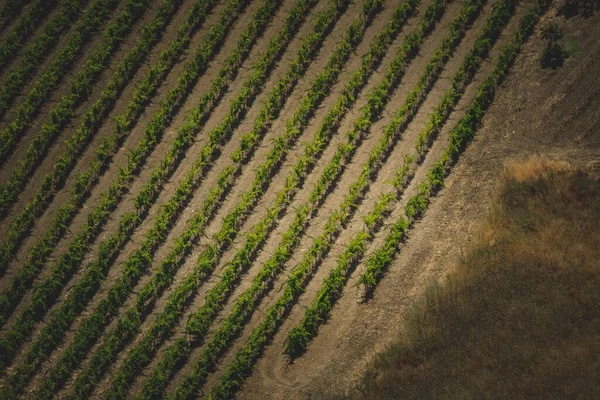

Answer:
[1,0,599,398]
[0,0,222,383]
[236,5,600,400]
[0,0,165,289]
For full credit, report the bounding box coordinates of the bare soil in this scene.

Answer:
[1,0,598,398]
[237,5,600,399]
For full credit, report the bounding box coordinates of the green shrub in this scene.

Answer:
[541,41,568,69]
[540,21,563,41]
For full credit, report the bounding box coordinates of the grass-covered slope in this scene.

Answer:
[342,158,600,399]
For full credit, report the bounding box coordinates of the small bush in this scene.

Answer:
[558,0,581,17]
[540,41,569,69]
[540,22,563,41]
[558,0,598,17]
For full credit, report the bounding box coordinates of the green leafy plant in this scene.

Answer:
[541,21,563,41]
[205,3,544,393]
[0,0,32,32]
[541,41,568,68]
[0,0,253,394]
[361,2,545,300]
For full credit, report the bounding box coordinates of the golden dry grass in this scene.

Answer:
[331,158,600,399]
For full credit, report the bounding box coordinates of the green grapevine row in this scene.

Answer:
[284,0,517,356]
[0,0,141,210]
[0,0,546,398]
[0,0,130,163]
[169,0,459,397]
[23,0,331,397]
[0,0,31,33]
[66,0,355,397]
[140,0,425,394]
[0,0,90,114]
[0,0,253,392]
[359,3,546,298]
[0,0,208,327]
[209,5,543,398]
[104,1,387,398]
[184,0,447,340]
[195,0,513,395]
[0,0,61,72]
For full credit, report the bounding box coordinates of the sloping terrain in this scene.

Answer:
[0,0,597,398]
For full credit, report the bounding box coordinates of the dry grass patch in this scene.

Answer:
[334,157,600,399]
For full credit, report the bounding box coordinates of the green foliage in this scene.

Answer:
[539,20,568,69]
[0,0,251,395]
[0,0,547,397]
[203,0,483,394]
[0,0,61,71]
[0,0,121,164]
[0,0,88,115]
[46,0,354,397]
[392,154,414,192]
[0,0,31,31]
[164,0,440,396]
[541,41,568,69]
[0,0,155,281]
[541,21,563,41]
[103,0,387,397]
[360,4,545,300]
[0,0,189,331]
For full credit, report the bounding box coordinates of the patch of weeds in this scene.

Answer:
[558,0,598,17]
[541,41,569,68]
[539,22,569,69]
[540,22,563,41]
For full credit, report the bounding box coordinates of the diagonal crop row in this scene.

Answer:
[103,1,389,397]
[0,0,91,117]
[138,1,422,396]
[187,0,509,396]
[184,0,448,341]
[0,0,132,163]
[0,0,31,33]
[0,0,289,354]
[65,0,358,397]
[0,0,258,390]
[0,0,61,71]
[21,0,331,397]
[0,0,208,328]
[0,0,141,201]
[284,0,517,357]
[358,3,546,299]
[182,0,451,343]
[169,0,466,397]
[211,10,544,396]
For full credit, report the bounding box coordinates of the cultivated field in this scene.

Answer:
[0,0,584,398]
